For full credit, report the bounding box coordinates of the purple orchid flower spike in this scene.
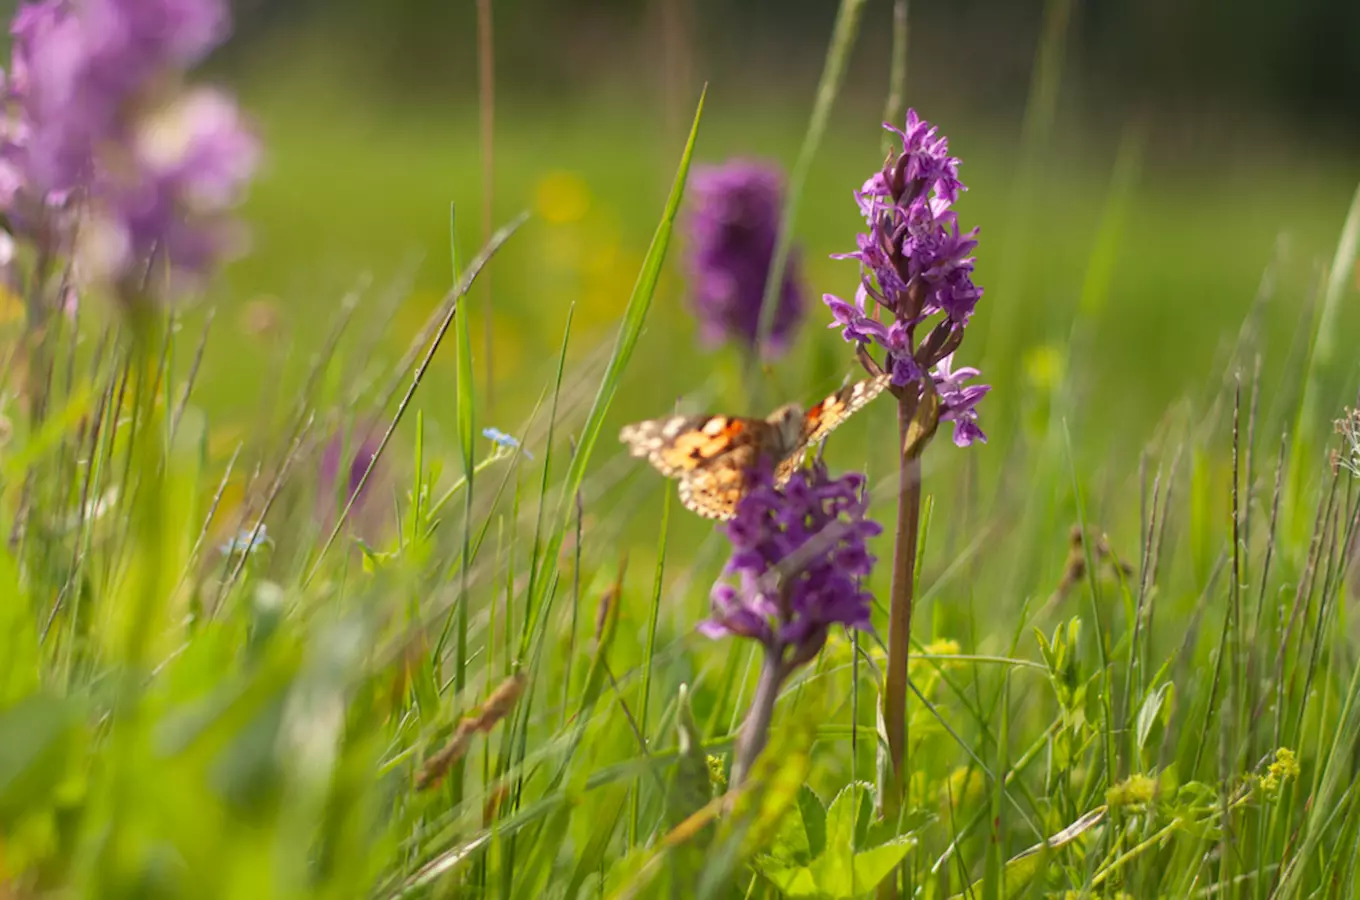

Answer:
[705,459,881,785]
[685,159,805,356]
[0,0,258,303]
[821,108,989,440]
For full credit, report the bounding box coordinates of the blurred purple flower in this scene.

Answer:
[701,460,880,668]
[686,159,804,355]
[320,428,380,513]
[822,110,988,443]
[0,0,256,300]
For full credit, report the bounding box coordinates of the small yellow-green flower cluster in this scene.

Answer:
[922,637,962,659]
[1106,773,1157,810]
[707,755,728,792]
[1258,748,1300,800]
[909,637,963,682]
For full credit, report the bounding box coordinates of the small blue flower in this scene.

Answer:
[483,427,532,459]
[220,525,270,556]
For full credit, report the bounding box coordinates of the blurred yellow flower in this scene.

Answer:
[922,637,961,658]
[534,170,591,225]
[910,637,962,682]
[1023,343,1065,391]
[0,284,24,326]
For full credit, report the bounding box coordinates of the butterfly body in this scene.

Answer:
[619,374,890,520]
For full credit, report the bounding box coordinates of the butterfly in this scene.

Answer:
[619,374,891,520]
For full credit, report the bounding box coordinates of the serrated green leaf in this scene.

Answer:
[798,784,826,859]
[818,782,874,890]
[825,781,874,852]
[752,858,820,898]
[848,837,915,897]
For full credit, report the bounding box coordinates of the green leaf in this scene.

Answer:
[512,799,573,900]
[816,782,875,891]
[768,786,818,866]
[0,695,83,821]
[0,546,37,705]
[848,838,915,896]
[565,786,628,898]
[798,784,827,859]
[824,781,873,852]
[1065,617,1082,661]
[1034,626,1057,673]
[1136,681,1172,753]
[752,858,820,898]
[667,684,713,830]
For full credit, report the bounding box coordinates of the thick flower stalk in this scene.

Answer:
[0,0,258,306]
[702,460,881,786]
[822,109,987,814]
[685,159,805,356]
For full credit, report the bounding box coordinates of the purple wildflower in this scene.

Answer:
[320,428,380,512]
[701,461,880,668]
[685,159,804,355]
[933,354,989,447]
[823,109,989,442]
[0,0,256,300]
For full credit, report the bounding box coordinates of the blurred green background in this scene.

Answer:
[111,0,1360,552]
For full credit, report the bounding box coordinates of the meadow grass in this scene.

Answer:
[4,11,1360,900]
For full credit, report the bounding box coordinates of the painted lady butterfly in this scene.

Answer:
[619,374,891,520]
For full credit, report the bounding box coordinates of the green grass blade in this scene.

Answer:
[303,211,527,585]
[1297,178,1360,440]
[751,0,868,372]
[520,304,575,661]
[523,87,706,634]
[451,203,475,808]
[632,488,671,844]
